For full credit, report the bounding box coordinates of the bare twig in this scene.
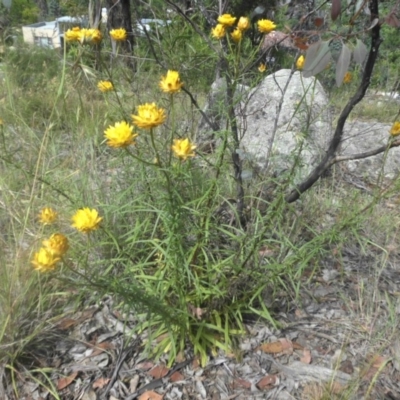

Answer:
[101,338,141,399]
[297,0,330,25]
[182,87,220,132]
[265,69,296,171]
[225,75,245,226]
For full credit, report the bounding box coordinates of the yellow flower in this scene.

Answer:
[0,119,4,125]
[131,103,166,129]
[159,70,184,94]
[78,28,102,44]
[258,63,267,73]
[90,28,102,44]
[390,121,400,137]
[296,55,305,70]
[231,28,242,43]
[38,207,57,225]
[343,72,352,84]
[218,14,236,27]
[32,247,60,272]
[43,233,69,256]
[97,80,114,92]
[237,16,250,31]
[211,24,226,39]
[77,28,88,43]
[71,208,102,233]
[104,121,138,148]
[172,138,196,161]
[110,28,127,41]
[257,19,277,34]
[65,27,81,42]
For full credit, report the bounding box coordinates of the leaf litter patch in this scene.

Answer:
[3,245,400,399]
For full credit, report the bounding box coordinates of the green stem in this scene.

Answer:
[168,94,175,167]
[124,146,160,167]
[187,129,230,266]
[148,129,175,212]
[0,154,74,202]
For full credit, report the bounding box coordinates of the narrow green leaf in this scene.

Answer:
[335,44,352,87]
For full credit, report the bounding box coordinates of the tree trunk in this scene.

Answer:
[89,0,102,29]
[106,0,135,68]
[34,0,48,21]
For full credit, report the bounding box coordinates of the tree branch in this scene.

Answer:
[328,138,400,166]
[285,0,382,203]
[164,0,218,53]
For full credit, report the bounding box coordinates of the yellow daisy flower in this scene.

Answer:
[78,28,102,44]
[258,63,267,73]
[131,103,166,129]
[104,121,138,148]
[43,233,69,256]
[90,28,102,44]
[231,28,242,43]
[218,14,236,27]
[65,27,81,42]
[110,28,127,41]
[32,247,60,272]
[257,19,277,34]
[296,55,305,70]
[172,138,196,161]
[97,80,114,92]
[159,70,184,94]
[343,72,352,84]
[211,24,226,40]
[390,121,400,137]
[71,208,102,233]
[38,207,57,225]
[237,17,250,31]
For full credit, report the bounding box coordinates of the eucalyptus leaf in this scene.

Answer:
[331,0,341,21]
[368,18,379,30]
[355,0,365,14]
[310,51,332,77]
[329,38,343,62]
[353,39,367,65]
[335,44,352,87]
[303,41,322,71]
[303,41,330,78]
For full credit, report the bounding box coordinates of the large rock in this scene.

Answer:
[197,70,400,185]
[238,69,332,182]
[340,119,400,182]
[197,77,250,145]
